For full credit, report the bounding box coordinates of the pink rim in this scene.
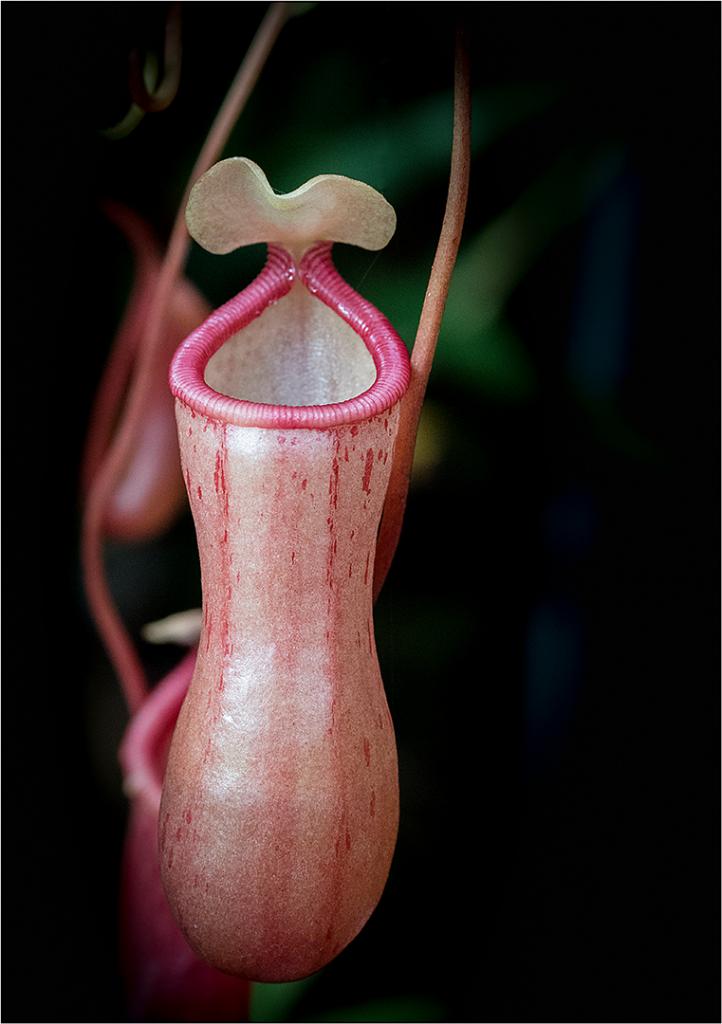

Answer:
[169,243,410,429]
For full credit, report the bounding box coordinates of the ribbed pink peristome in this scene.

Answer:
[169,242,410,428]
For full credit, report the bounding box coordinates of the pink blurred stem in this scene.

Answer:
[82,3,290,712]
[81,204,160,497]
[120,650,250,1021]
[373,31,471,601]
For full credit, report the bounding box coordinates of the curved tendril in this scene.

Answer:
[129,2,183,114]
[82,3,291,713]
[373,29,472,602]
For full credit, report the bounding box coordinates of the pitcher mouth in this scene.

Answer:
[169,243,411,430]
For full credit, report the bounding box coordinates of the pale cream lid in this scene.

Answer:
[186,157,396,256]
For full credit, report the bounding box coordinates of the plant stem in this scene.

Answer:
[82,3,290,713]
[373,28,471,602]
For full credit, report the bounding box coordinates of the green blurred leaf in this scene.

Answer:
[436,147,626,398]
[377,598,479,673]
[452,146,625,316]
[440,316,535,400]
[252,83,557,201]
[578,395,663,464]
[289,2,318,15]
[250,978,317,1023]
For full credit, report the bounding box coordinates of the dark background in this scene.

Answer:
[3,4,720,1022]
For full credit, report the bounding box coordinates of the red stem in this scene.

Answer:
[373,30,471,602]
[82,4,290,713]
